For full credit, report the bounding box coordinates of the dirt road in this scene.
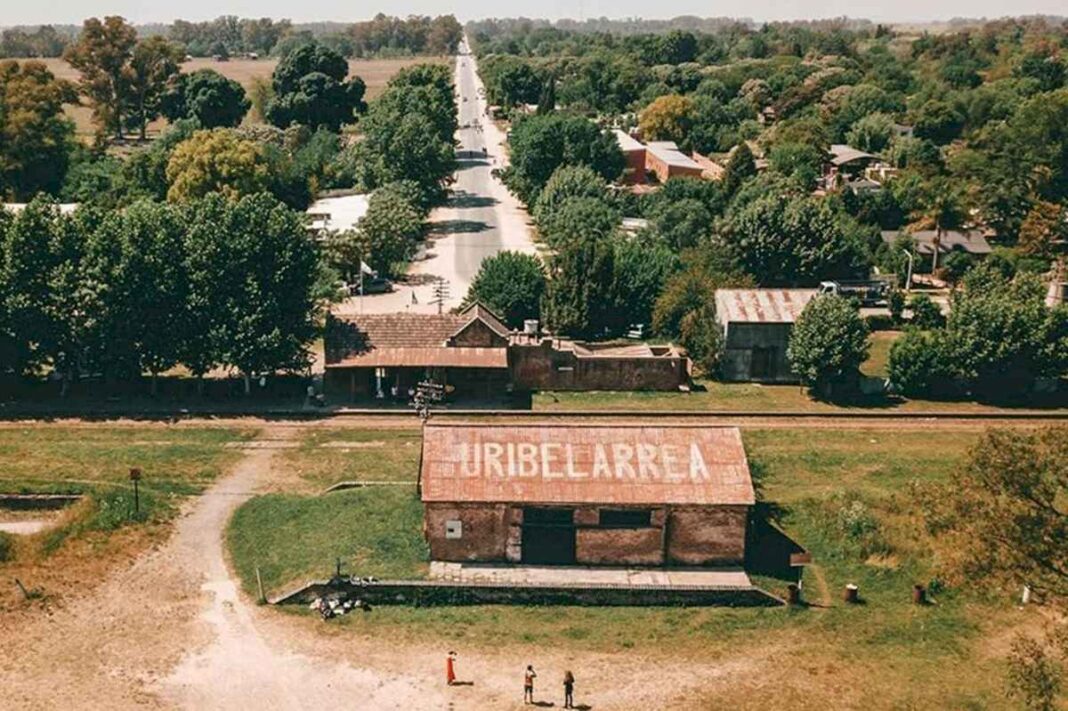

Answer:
[0,426,446,709]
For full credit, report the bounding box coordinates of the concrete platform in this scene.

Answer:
[429,561,752,589]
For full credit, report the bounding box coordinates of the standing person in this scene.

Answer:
[562,670,575,708]
[523,665,537,704]
[445,651,457,686]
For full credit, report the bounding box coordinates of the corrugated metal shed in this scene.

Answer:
[714,289,817,324]
[421,423,754,506]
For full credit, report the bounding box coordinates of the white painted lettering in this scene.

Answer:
[592,444,612,479]
[612,443,636,479]
[460,443,480,477]
[689,443,710,481]
[661,444,682,481]
[541,443,562,479]
[506,442,517,477]
[517,443,539,477]
[637,444,661,480]
[565,444,587,479]
[484,442,505,478]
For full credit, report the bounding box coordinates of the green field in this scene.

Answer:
[0,424,254,559]
[225,423,1026,707]
[275,428,422,492]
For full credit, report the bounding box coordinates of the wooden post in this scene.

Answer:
[844,584,859,604]
[912,584,927,605]
[255,567,266,604]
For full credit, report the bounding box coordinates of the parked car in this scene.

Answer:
[819,279,891,306]
[344,277,393,296]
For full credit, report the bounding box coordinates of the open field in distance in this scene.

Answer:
[19,56,450,138]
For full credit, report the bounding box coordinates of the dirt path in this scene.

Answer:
[0,426,446,709]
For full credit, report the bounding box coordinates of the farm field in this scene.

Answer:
[0,423,255,610]
[222,422,1044,708]
[21,55,450,139]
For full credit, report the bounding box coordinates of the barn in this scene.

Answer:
[714,288,817,383]
[420,422,755,567]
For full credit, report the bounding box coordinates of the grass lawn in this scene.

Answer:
[0,423,255,608]
[861,330,902,378]
[275,427,422,492]
[226,423,1025,707]
[533,378,1067,413]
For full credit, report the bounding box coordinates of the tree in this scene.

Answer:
[266,43,366,131]
[611,236,680,331]
[767,142,825,188]
[543,236,617,338]
[648,198,712,251]
[165,128,270,203]
[722,142,756,195]
[787,294,870,397]
[912,99,965,145]
[639,94,695,147]
[502,113,624,206]
[463,251,547,329]
[887,328,951,397]
[64,16,138,140]
[124,36,184,140]
[846,112,895,153]
[910,178,966,272]
[356,187,424,277]
[216,193,320,392]
[908,293,944,329]
[651,262,733,374]
[161,69,250,128]
[0,60,77,199]
[723,194,870,285]
[533,165,609,236]
[920,427,1068,604]
[1018,201,1068,258]
[538,197,619,249]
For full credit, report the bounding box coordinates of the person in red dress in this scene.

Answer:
[446,651,457,685]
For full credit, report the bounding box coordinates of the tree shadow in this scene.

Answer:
[430,219,491,235]
[450,193,498,209]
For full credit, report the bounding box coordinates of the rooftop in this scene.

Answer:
[306,193,370,233]
[829,144,876,166]
[420,423,754,506]
[613,129,645,152]
[325,303,510,369]
[881,229,993,255]
[646,141,702,170]
[3,203,78,216]
[714,289,817,324]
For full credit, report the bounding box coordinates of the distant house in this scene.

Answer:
[829,144,877,173]
[306,193,370,237]
[714,289,817,383]
[890,122,914,139]
[613,129,647,185]
[880,229,993,258]
[3,203,78,216]
[644,141,704,183]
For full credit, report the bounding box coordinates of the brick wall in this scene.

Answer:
[667,506,748,565]
[576,527,664,565]
[509,342,689,391]
[425,503,510,561]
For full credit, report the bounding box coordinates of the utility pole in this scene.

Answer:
[431,277,450,314]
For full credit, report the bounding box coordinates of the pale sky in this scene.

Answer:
[3,1,1066,27]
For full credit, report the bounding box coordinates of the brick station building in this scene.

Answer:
[420,422,755,567]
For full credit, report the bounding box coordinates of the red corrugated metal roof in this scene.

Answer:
[714,289,817,324]
[421,423,754,506]
[326,347,507,369]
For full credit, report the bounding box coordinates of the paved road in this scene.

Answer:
[337,40,538,316]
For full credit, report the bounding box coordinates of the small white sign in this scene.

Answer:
[445,520,462,539]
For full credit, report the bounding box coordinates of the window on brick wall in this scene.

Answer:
[598,508,652,527]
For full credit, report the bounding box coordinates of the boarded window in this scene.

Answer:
[598,508,652,527]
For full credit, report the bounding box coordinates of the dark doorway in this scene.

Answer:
[521,507,576,565]
[750,347,775,379]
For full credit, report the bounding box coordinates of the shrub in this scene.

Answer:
[787,295,870,398]
[887,328,952,397]
[908,293,944,329]
[888,289,905,324]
